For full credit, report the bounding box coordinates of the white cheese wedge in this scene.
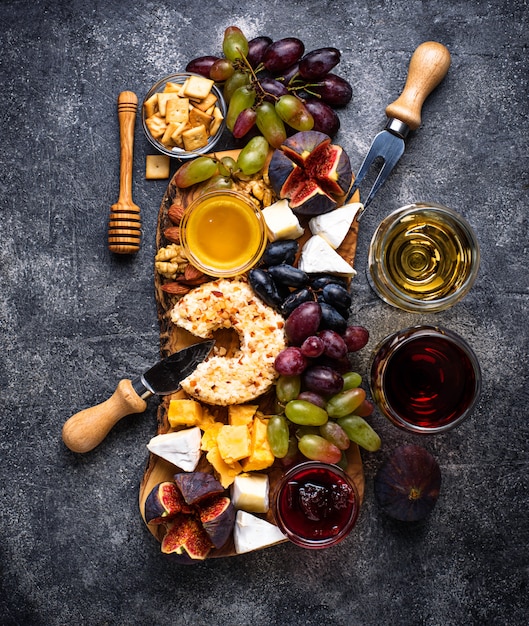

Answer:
[234,510,287,554]
[231,473,269,513]
[146,427,202,472]
[309,202,363,249]
[262,198,304,241]
[298,234,357,277]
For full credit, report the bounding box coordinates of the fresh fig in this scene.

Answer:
[174,472,224,506]
[144,481,188,524]
[199,495,235,548]
[268,131,352,216]
[374,444,442,522]
[161,515,213,562]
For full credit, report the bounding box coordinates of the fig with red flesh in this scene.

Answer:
[268,131,352,216]
[145,472,236,562]
[374,444,442,522]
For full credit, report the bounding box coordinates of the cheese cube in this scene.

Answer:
[167,398,203,427]
[234,511,286,554]
[206,446,242,488]
[216,425,251,464]
[309,202,363,249]
[262,199,304,241]
[298,235,357,277]
[228,405,258,426]
[146,427,201,472]
[241,418,274,472]
[231,473,270,513]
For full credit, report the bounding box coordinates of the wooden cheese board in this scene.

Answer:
[139,150,364,558]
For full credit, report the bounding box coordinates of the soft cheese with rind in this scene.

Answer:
[231,472,269,513]
[233,510,287,554]
[262,198,304,241]
[298,234,357,277]
[146,427,202,471]
[309,202,362,249]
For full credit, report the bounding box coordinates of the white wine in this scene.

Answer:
[368,203,479,312]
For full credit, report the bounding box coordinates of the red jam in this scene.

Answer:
[274,462,359,549]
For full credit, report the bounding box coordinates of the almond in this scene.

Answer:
[164,226,181,244]
[167,203,186,224]
[161,282,190,295]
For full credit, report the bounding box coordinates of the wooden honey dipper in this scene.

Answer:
[108,91,141,254]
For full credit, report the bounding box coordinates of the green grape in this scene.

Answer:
[202,174,233,191]
[342,371,362,390]
[319,421,350,450]
[218,156,237,176]
[276,375,301,404]
[222,26,249,62]
[209,58,235,82]
[336,450,348,471]
[223,70,250,103]
[337,415,381,452]
[236,135,269,175]
[326,387,366,419]
[274,94,314,132]
[298,434,342,464]
[226,85,256,131]
[174,156,218,188]
[267,415,290,458]
[255,101,287,149]
[285,399,328,426]
[295,425,320,439]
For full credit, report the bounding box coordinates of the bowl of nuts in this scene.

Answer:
[142,72,227,159]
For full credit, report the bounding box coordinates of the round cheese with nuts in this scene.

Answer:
[170,278,286,405]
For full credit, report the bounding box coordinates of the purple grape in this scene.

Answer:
[303,99,340,136]
[185,55,221,78]
[258,77,289,102]
[263,38,305,74]
[297,391,327,409]
[247,36,273,67]
[312,73,353,107]
[318,329,348,360]
[274,347,308,376]
[302,365,344,396]
[301,335,325,358]
[232,107,257,138]
[343,325,369,352]
[285,301,322,346]
[299,47,341,80]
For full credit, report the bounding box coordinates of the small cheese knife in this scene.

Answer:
[62,341,214,453]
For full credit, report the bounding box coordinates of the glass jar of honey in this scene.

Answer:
[180,190,268,278]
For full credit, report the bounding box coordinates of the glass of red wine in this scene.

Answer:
[370,326,481,434]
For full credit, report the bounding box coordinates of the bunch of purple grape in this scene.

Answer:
[186,26,353,143]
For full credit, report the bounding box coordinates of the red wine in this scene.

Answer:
[275,463,358,548]
[384,334,477,428]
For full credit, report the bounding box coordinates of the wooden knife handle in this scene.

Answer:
[108,91,141,255]
[62,379,147,453]
[385,42,451,131]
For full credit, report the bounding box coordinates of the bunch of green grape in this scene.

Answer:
[186,26,353,145]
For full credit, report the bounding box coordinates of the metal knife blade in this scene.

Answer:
[62,340,214,453]
[132,341,215,399]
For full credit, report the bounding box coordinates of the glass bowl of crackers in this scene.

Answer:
[142,72,227,159]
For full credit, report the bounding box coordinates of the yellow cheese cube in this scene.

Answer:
[216,425,251,464]
[167,398,203,427]
[201,422,223,451]
[228,405,258,426]
[206,446,242,488]
[241,418,275,472]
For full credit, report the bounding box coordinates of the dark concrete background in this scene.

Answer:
[1,1,528,624]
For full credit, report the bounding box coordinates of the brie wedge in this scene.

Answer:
[309,202,363,249]
[234,510,287,554]
[298,235,357,277]
[262,198,304,241]
[231,473,269,513]
[146,426,202,472]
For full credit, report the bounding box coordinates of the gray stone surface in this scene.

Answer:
[1,1,528,624]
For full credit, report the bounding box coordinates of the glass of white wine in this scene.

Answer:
[368,202,480,313]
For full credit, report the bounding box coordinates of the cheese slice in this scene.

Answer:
[231,473,269,513]
[298,235,357,277]
[309,202,363,249]
[233,510,287,554]
[262,199,304,241]
[146,427,202,472]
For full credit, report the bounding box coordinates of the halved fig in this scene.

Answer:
[174,472,224,506]
[374,444,442,522]
[268,131,352,217]
[199,495,236,548]
[161,515,213,562]
[144,481,187,524]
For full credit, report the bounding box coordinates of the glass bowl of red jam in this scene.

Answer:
[273,462,360,549]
